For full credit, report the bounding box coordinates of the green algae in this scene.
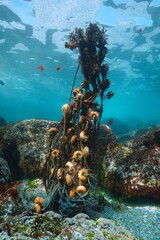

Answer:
[117,144,125,150]
[87,232,95,240]
[27,179,39,188]
[103,231,109,237]
[11,215,63,238]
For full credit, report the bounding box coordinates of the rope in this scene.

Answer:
[69,63,80,103]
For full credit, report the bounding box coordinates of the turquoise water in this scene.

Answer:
[0,1,160,239]
[0,0,160,127]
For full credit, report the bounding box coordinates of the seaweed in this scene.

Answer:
[43,23,113,216]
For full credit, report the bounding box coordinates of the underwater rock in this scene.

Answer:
[132,126,160,148]
[117,125,160,144]
[0,211,138,240]
[0,119,116,179]
[95,124,117,159]
[0,178,48,217]
[102,127,160,200]
[15,119,60,177]
[0,119,60,178]
[102,118,129,135]
[116,130,137,144]
[0,116,8,127]
[0,157,11,184]
[135,120,158,133]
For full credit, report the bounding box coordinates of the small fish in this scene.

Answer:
[136,29,142,34]
[107,118,114,126]
[131,55,135,59]
[36,66,44,72]
[56,66,61,71]
[104,91,114,99]
[0,80,5,86]
[31,9,35,17]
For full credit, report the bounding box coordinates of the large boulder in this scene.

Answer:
[0,119,116,179]
[0,119,60,179]
[101,127,160,200]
